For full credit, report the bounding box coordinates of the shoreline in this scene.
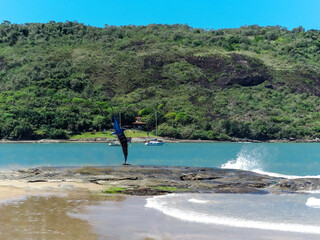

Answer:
[1,190,318,240]
[1,166,320,240]
[0,137,320,144]
[76,195,320,240]
[1,165,320,196]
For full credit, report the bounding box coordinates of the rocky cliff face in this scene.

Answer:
[187,54,270,88]
[141,53,270,92]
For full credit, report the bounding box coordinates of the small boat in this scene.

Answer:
[145,112,164,146]
[109,140,121,146]
[145,138,164,146]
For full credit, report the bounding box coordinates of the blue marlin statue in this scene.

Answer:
[112,114,129,165]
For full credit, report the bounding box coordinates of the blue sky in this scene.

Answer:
[0,0,319,30]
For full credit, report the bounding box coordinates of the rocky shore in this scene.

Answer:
[1,136,320,144]
[1,166,319,195]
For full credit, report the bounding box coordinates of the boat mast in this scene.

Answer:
[155,111,158,137]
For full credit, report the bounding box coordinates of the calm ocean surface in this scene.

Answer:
[1,142,320,176]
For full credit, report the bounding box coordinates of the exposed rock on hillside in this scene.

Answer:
[186,54,270,87]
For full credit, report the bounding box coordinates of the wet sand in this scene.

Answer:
[0,187,319,240]
[0,186,30,202]
[0,175,320,240]
[0,179,106,192]
[72,195,320,240]
[0,187,124,240]
[0,181,106,240]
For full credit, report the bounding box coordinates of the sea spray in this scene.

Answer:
[221,145,264,171]
[253,170,320,180]
[220,146,320,179]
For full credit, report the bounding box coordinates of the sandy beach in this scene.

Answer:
[1,166,320,239]
[0,178,107,239]
[0,179,106,192]
[0,186,30,201]
[0,182,319,240]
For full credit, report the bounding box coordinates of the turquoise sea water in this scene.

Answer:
[0,142,320,176]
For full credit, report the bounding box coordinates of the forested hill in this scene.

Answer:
[0,21,320,141]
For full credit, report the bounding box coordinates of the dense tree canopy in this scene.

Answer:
[0,21,320,140]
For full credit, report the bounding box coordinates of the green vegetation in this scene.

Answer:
[152,186,187,192]
[70,131,113,139]
[152,186,178,191]
[69,130,154,139]
[102,187,127,194]
[0,21,320,141]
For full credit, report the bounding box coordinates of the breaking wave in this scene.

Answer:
[221,147,263,171]
[188,198,211,204]
[306,197,320,208]
[145,194,320,234]
[220,146,320,180]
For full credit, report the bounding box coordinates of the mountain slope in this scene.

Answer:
[0,21,319,140]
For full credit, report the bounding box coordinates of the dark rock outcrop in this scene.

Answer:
[2,166,319,196]
[186,54,270,88]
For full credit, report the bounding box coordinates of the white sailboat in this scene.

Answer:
[109,140,121,146]
[145,112,164,146]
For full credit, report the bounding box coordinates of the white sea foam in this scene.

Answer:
[221,147,263,172]
[220,147,320,180]
[304,190,320,194]
[252,171,320,193]
[306,197,320,208]
[145,194,320,234]
[253,169,320,180]
[188,198,211,204]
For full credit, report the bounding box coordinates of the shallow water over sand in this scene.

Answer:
[72,194,320,240]
[0,192,124,240]
[1,191,320,240]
